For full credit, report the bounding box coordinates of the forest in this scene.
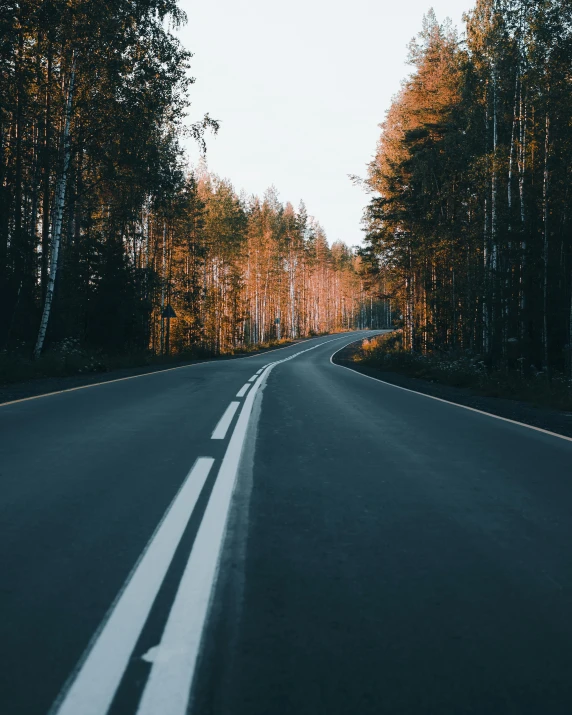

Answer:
[0,0,379,372]
[362,0,572,377]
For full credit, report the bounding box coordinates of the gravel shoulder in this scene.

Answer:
[333,344,572,439]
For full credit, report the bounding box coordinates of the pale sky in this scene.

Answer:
[177,1,471,246]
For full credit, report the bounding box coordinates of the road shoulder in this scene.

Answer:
[0,340,311,406]
[333,344,572,439]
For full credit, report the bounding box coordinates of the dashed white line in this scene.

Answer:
[211,402,240,440]
[247,374,258,382]
[51,335,365,715]
[236,383,250,397]
[136,373,268,715]
[136,338,344,714]
[50,457,215,715]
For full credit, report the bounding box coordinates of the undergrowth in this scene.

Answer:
[0,335,310,386]
[351,332,572,412]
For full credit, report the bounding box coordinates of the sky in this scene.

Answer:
[176,1,472,246]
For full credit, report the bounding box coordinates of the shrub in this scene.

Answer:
[351,334,572,411]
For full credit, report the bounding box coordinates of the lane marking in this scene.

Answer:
[50,457,215,715]
[247,374,258,382]
[136,336,349,715]
[236,383,250,398]
[136,372,268,715]
[0,335,342,408]
[211,402,240,440]
[50,333,373,715]
[255,369,263,375]
[329,342,572,444]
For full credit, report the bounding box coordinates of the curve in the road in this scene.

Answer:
[50,334,356,715]
[330,341,572,444]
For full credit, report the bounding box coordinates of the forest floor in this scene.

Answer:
[334,339,572,439]
[0,337,314,406]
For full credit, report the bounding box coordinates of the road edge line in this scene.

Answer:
[329,342,572,444]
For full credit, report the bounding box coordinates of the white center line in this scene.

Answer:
[136,338,343,715]
[136,371,269,715]
[211,402,240,440]
[236,383,250,398]
[50,457,215,715]
[48,334,366,715]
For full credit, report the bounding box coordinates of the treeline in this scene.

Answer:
[1,1,378,362]
[128,175,382,356]
[362,1,572,374]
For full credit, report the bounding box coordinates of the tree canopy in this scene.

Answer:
[1,0,381,361]
[362,1,572,374]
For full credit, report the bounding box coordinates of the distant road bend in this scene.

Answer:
[1,331,572,715]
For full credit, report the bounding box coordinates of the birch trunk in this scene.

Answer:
[569,266,572,377]
[518,91,527,340]
[160,221,166,354]
[542,111,550,369]
[490,70,498,355]
[508,74,519,221]
[34,59,75,359]
[519,89,526,226]
[483,196,489,354]
[40,44,52,299]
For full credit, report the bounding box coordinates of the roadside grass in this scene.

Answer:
[0,335,314,387]
[351,332,572,412]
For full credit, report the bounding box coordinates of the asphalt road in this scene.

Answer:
[1,331,572,715]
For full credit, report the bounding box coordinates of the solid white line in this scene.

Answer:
[136,370,270,715]
[50,457,215,715]
[236,383,250,398]
[211,402,240,440]
[136,336,350,715]
[329,342,572,444]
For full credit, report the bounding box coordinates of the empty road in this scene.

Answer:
[1,331,572,714]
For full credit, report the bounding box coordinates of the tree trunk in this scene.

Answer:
[508,74,519,222]
[41,45,53,299]
[160,220,166,354]
[569,266,572,377]
[542,111,550,370]
[34,59,75,359]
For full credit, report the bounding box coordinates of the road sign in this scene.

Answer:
[162,305,177,319]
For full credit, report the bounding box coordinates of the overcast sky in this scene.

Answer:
[177,1,472,246]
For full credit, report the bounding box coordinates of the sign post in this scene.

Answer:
[162,304,177,356]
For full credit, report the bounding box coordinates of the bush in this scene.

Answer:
[351,334,572,411]
[0,334,309,386]
[0,339,109,385]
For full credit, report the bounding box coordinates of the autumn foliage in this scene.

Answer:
[0,1,383,364]
[363,2,572,375]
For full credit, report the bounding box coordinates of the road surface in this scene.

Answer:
[1,331,572,714]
